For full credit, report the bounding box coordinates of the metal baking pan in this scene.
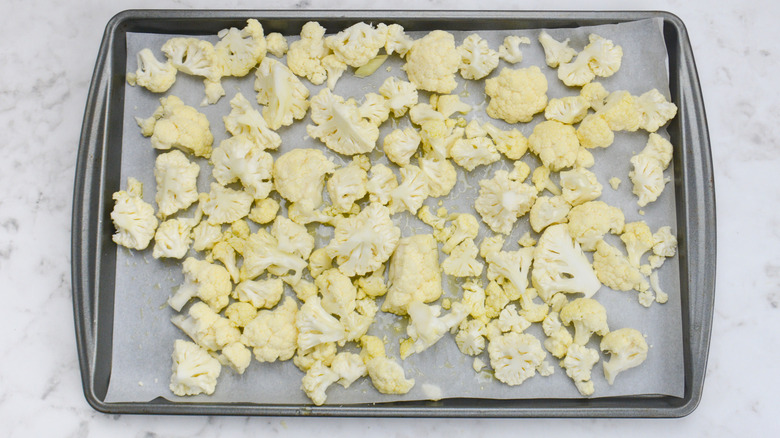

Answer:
[71,9,715,417]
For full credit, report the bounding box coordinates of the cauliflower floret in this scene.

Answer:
[330,352,368,389]
[542,311,573,358]
[635,89,678,132]
[642,133,674,167]
[219,341,252,374]
[559,168,603,206]
[561,343,600,396]
[248,198,280,225]
[461,280,487,321]
[566,201,625,251]
[621,221,654,268]
[433,94,472,118]
[378,76,418,118]
[456,319,487,356]
[161,38,224,104]
[224,302,258,328]
[360,336,415,395]
[168,257,231,312]
[486,247,534,298]
[286,21,329,85]
[271,215,314,260]
[485,66,548,123]
[402,30,460,93]
[483,279,517,319]
[201,183,253,225]
[558,34,622,87]
[388,165,429,215]
[294,342,337,372]
[341,298,378,342]
[592,240,649,293]
[241,297,298,362]
[629,155,670,208]
[128,48,177,93]
[307,88,379,156]
[509,161,532,182]
[545,95,589,125]
[111,178,158,250]
[531,165,561,196]
[254,57,310,130]
[488,332,552,386]
[458,33,499,80]
[192,222,222,252]
[318,53,347,90]
[497,304,531,334]
[273,148,336,210]
[325,22,386,68]
[439,214,480,254]
[528,120,580,171]
[169,339,221,396]
[465,119,487,139]
[401,301,468,358]
[576,114,614,149]
[649,271,669,304]
[383,234,442,315]
[518,231,537,248]
[532,224,602,302]
[214,19,267,77]
[384,23,415,57]
[153,150,200,218]
[325,203,400,277]
[575,148,595,169]
[315,268,357,318]
[136,95,214,158]
[296,296,347,351]
[265,32,288,57]
[419,156,457,198]
[170,301,241,351]
[537,31,576,68]
[327,156,369,212]
[152,217,196,259]
[609,177,622,190]
[442,240,484,278]
[450,137,501,171]
[598,90,641,132]
[653,226,677,257]
[529,195,570,233]
[474,170,537,235]
[580,82,609,110]
[559,298,609,345]
[355,266,387,299]
[600,328,649,385]
[233,278,284,309]
[383,127,421,167]
[223,92,281,151]
[210,136,273,200]
[498,35,529,64]
[366,164,398,205]
[239,229,308,283]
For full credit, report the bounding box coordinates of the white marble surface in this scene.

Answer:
[0,0,777,435]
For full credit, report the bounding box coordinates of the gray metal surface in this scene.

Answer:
[71,9,715,417]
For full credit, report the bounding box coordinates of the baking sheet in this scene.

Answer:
[105,17,684,404]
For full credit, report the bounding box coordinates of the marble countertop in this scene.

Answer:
[1,0,777,435]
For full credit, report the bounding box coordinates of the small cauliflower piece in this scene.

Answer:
[609,177,621,190]
[171,301,240,352]
[161,37,224,104]
[388,165,430,215]
[359,93,391,126]
[450,137,501,171]
[629,133,674,207]
[542,311,573,359]
[273,148,336,209]
[355,266,387,298]
[210,135,273,200]
[456,319,487,356]
[580,82,609,110]
[383,234,442,315]
[528,120,580,171]
[559,168,603,206]
[361,343,416,395]
[434,94,472,118]
[286,21,329,85]
[576,114,614,149]
[488,332,552,386]
[241,296,299,362]
[461,280,487,321]
[192,222,222,252]
[169,339,221,396]
[559,298,609,345]
[168,257,231,312]
[475,170,537,235]
[325,22,387,68]
[129,48,177,93]
[331,352,368,389]
[240,229,308,283]
[154,150,200,217]
[598,90,641,132]
[265,32,288,57]
[379,76,418,118]
[621,221,654,268]
[486,247,534,299]
[465,119,487,139]
[201,183,253,225]
[498,35,529,64]
[566,201,625,251]
[538,31,576,68]
[233,277,284,309]
[532,224,601,302]
[592,240,649,292]
[419,156,457,198]
[219,342,252,374]
[531,165,561,196]
[442,239,484,278]
[224,302,257,328]
[600,328,649,385]
[248,198,280,225]
[650,271,669,304]
[545,95,589,125]
[327,156,369,212]
[384,23,415,57]
[152,218,196,260]
[383,127,421,167]
[366,164,398,205]
[296,296,347,351]
[497,304,531,334]
[315,268,358,317]
[294,342,338,372]
[136,95,214,158]
[341,298,378,341]
[652,226,677,257]
[485,66,548,124]
[254,57,310,130]
[635,89,678,132]
[272,215,314,260]
[326,203,400,277]
[111,178,158,250]
[440,214,481,254]
[308,88,379,156]
[558,34,622,87]
[458,33,499,80]
[223,92,281,151]
[529,195,571,234]
[402,30,460,94]
[509,161,532,182]
[214,19,267,78]
[402,301,468,358]
[561,343,600,396]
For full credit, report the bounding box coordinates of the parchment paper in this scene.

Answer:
[106,17,684,404]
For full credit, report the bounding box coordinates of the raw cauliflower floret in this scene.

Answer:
[532,224,601,302]
[402,30,460,94]
[561,343,600,396]
[161,37,224,104]
[169,339,221,396]
[529,195,571,233]
[358,93,390,126]
[153,150,200,218]
[168,257,231,312]
[248,198,280,225]
[419,156,457,198]
[242,296,299,362]
[488,332,552,386]
[326,203,401,277]
[621,221,654,268]
[559,298,609,345]
[483,122,529,159]
[433,94,472,118]
[128,48,177,93]
[528,120,580,171]
[389,165,429,214]
[600,328,649,385]
[265,32,288,57]
[558,34,622,87]
[331,352,368,389]
[201,183,253,225]
[383,127,421,167]
[224,302,258,328]
[301,360,340,406]
[486,247,534,299]
[192,222,222,252]
[483,279,517,319]
[440,213,480,254]
[214,19,267,77]
[327,156,369,212]
[170,301,240,351]
[271,215,315,259]
[653,226,677,257]
[239,229,308,283]
[325,22,386,68]
[642,133,674,167]
[475,169,537,235]
[576,114,614,149]
[545,95,589,125]
[542,311,573,359]
[465,119,487,139]
[210,136,273,200]
[485,66,548,123]
[509,161,532,183]
[559,168,603,206]
[273,148,336,209]
[450,137,501,171]
[296,296,347,351]
[461,280,487,321]
[379,77,418,118]
[111,178,158,250]
[442,240,484,278]
[575,148,595,168]
[580,82,609,110]
[566,201,625,251]
[497,304,531,334]
[592,240,649,292]
[355,267,387,298]
[531,165,561,196]
[401,301,468,358]
[223,92,281,151]
[458,33,499,80]
[152,217,196,259]
[315,268,357,317]
[383,234,442,315]
[233,277,284,309]
[650,271,669,304]
[629,133,674,206]
[136,95,213,158]
[360,336,415,395]
[598,90,641,132]
[384,23,415,57]
[219,341,252,374]
[286,21,329,85]
[308,88,379,156]
[254,57,311,130]
[498,35,529,64]
[456,319,487,356]
[366,164,398,205]
[537,31,576,68]
[341,298,378,341]
[635,88,678,132]
[294,342,338,372]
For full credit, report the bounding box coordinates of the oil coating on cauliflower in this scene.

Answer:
[488,332,552,386]
[169,339,221,396]
[528,120,580,171]
[474,169,537,235]
[254,57,311,130]
[136,95,214,158]
[325,22,387,68]
[241,296,299,362]
[326,203,401,277]
[308,88,380,156]
[532,224,601,302]
[383,234,442,315]
[402,30,460,94]
[485,66,548,123]
[127,48,177,93]
[111,178,158,251]
[458,33,499,80]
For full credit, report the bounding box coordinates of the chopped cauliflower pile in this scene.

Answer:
[116,20,679,405]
